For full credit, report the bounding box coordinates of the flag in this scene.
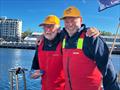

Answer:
[98,0,120,11]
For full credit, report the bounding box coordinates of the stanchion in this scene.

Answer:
[9,67,28,90]
[9,71,14,90]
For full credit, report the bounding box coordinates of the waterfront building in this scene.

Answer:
[0,17,22,42]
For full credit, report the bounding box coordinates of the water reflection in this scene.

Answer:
[0,48,120,90]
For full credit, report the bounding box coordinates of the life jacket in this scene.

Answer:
[38,39,65,90]
[62,31,102,90]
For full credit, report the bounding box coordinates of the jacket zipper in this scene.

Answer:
[67,56,72,90]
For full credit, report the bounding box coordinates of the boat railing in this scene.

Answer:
[9,67,28,90]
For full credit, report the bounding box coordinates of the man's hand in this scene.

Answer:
[86,27,100,38]
[30,70,41,79]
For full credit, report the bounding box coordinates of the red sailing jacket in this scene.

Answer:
[62,32,102,90]
[38,39,65,90]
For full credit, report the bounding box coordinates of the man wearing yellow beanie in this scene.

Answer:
[61,6,120,90]
[31,15,65,90]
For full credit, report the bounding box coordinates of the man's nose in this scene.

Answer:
[45,29,52,33]
[46,28,51,31]
[68,23,73,26]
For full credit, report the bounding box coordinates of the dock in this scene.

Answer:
[0,42,36,50]
[0,41,120,54]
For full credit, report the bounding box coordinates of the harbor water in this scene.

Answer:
[0,48,120,90]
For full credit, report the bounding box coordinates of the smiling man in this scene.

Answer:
[61,6,120,90]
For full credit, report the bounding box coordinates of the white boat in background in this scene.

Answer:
[101,35,120,54]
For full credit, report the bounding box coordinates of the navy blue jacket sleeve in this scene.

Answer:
[31,47,40,70]
[84,36,120,90]
[94,37,109,76]
[84,36,109,76]
[103,60,120,90]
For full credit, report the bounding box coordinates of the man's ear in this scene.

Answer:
[80,17,82,23]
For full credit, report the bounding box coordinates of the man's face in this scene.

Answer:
[43,24,58,40]
[64,17,82,36]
